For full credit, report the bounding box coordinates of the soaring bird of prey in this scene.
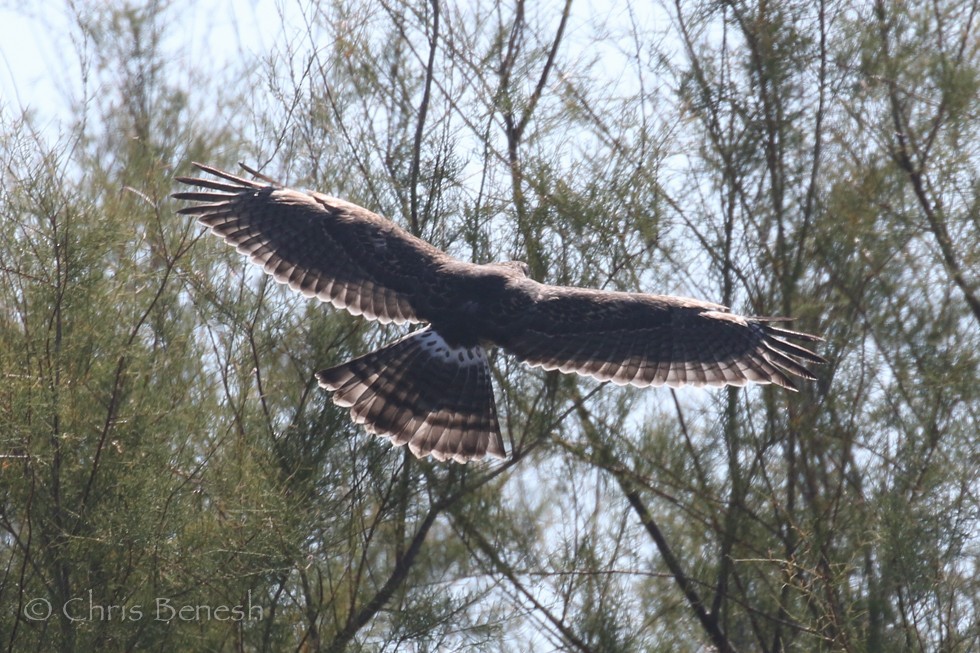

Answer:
[174,163,825,463]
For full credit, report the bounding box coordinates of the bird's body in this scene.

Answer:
[174,163,825,463]
[405,261,534,347]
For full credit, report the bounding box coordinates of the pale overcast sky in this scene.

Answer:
[0,1,659,138]
[0,1,293,136]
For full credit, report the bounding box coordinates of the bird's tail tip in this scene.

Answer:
[317,328,506,463]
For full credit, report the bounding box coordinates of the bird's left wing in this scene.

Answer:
[498,284,825,390]
[173,162,453,324]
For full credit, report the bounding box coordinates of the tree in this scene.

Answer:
[1,0,978,651]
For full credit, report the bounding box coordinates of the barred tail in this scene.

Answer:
[316,328,505,463]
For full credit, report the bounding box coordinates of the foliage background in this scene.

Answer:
[1,0,978,651]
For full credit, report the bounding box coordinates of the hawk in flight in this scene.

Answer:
[174,163,825,463]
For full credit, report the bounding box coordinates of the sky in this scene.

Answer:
[0,0,665,142]
[0,1,291,138]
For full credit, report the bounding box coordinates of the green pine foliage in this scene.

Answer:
[1,0,978,651]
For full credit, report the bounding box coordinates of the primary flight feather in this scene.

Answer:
[174,162,825,463]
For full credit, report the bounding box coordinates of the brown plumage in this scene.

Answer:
[173,162,826,463]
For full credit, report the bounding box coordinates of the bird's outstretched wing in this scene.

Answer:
[500,285,825,390]
[173,162,453,324]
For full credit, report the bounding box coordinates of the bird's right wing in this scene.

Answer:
[499,284,825,390]
[173,162,453,324]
